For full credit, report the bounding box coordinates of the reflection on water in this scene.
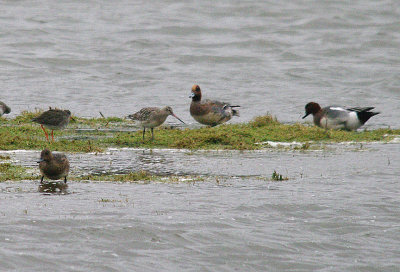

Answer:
[38,182,68,194]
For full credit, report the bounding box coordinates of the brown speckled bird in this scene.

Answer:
[189,85,240,126]
[37,149,70,184]
[127,106,185,140]
[32,109,71,142]
[0,101,11,116]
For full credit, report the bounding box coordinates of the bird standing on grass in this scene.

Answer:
[189,85,240,127]
[32,108,71,142]
[127,106,185,140]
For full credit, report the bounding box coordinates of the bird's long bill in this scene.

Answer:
[172,114,185,124]
[302,113,310,119]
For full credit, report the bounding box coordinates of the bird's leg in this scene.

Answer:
[51,130,54,142]
[64,176,67,183]
[324,119,330,138]
[151,128,154,140]
[142,127,146,141]
[40,125,49,142]
[40,176,44,184]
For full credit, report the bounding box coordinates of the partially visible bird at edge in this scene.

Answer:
[0,101,11,117]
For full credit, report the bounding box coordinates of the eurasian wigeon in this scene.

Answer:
[302,102,380,131]
[189,85,240,126]
[37,149,70,184]
[127,106,185,140]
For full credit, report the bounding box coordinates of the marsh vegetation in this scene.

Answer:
[1,111,398,153]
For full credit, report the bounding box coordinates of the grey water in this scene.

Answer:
[1,0,400,271]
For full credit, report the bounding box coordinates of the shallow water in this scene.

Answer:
[1,0,400,128]
[1,0,400,271]
[1,143,400,271]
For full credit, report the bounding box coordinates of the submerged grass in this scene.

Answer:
[76,170,205,183]
[0,111,399,152]
[0,163,39,182]
[0,163,205,183]
[271,170,289,181]
[77,170,155,182]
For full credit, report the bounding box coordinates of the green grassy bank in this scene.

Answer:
[0,111,398,153]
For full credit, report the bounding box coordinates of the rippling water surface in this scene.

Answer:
[1,0,400,271]
[1,0,400,127]
[1,143,400,271]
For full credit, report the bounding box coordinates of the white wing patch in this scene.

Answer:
[329,107,346,112]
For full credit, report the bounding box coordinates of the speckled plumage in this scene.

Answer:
[189,85,240,126]
[32,109,71,142]
[127,106,185,140]
[303,102,380,131]
[38,149,70,184]
[0,101,11,116]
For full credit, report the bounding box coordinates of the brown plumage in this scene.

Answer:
[37,149,70,184]
[127,106,185,140]
[0,101,11,116]
[32,109,71,142]
[189,85,240,126]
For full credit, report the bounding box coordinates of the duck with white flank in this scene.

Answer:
[190,85,240,127]
[302,102,380,131]
[128,106,185,140]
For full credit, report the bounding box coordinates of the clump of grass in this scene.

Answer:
[75,116,126,127]
[77,170,154,182]
[98,197,131,203]
[74,171,208,183]
[293,142,311,150]
[13,110,43,123]
[271,170,288,181]
[249,114,278,127]
[99,198,113,203]
[0,155,11,160]
[113,170,153,182]
[0,163,39,182]
[0,123,104,152]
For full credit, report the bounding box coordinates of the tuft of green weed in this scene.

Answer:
[249,114,279,127]
[271,170,289,181]
[77,170,154,182]
[13,110,43,123]
[0,163,39,182]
